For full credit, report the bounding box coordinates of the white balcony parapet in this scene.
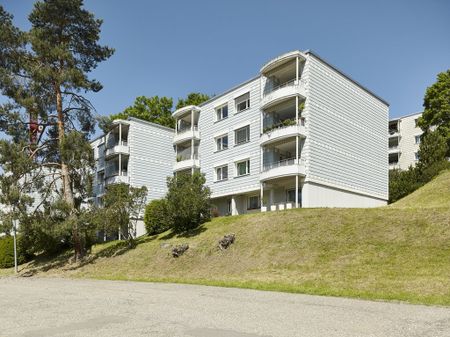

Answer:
[261,79,306,110]
[388,146,400,154]
[260,50,306,75]
[173,127,200,144]
[260,158,306,182]
[173,158,200,172]
[105,141,129,157]
[172,105,201,119]
[260,122,306,145]
[105,173,129,185]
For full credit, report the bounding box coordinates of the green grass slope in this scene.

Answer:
[9,170,450,305]
[392,169,450,208]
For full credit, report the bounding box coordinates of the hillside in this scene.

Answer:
[3,171,449,306]
[392,169,450,208]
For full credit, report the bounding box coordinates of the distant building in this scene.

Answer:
[388,112,423,170]
[91,117,174,237]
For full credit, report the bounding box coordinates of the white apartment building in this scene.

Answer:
[91,117,174,236]
[173,50,389,216]
[388,112,423,170]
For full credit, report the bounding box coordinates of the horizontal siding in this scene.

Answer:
[128,122,174,201]
[198,78,261,198]
[306,55,388,199]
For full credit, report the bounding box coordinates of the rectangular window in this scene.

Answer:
[235,125,250,145]
[236,159,250,177]
[216,135,228,151]
[235,92,250,113]
[286,189,301,203]
[415,152,419,161]
[215,104,228,121]
[414,119,418,127]
[247,195,260,210]
[216,165,228,181]
[415,135,421,144]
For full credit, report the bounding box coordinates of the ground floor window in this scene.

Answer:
[286,188,301,206]
[247,195,260,210]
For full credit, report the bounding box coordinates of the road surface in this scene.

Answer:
[0,277,449,337]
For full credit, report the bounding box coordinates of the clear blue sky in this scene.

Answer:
[2,0,450,120]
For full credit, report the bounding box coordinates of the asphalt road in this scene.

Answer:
[1,277,449,337]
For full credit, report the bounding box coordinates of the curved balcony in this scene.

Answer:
[260,50,306,75]
[105,142,129,158]
[260,158,306,182]
[172,105,201,119]
[173,127,200,144]
[173,158,200,172]
[261,80,306,110]
[260,123,306,146]
[105,174,129,185]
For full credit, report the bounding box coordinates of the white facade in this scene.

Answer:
[388,112,423,170]
[91,117,174,237]
[172,50,389,215]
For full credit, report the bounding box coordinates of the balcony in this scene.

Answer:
[261,120,306,145]
[261,79,306,110]
[105,141,129,158]
[173,126,200,144]
[105,172,129,185]
[260,50,306,75]
[173,156,200,172]
[260,158,306,182]
[388,146,400,154]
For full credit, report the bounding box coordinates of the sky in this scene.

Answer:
[2,0,450,121]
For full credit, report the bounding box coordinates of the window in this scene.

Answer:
[415,152,419,161]
[216,104,228,121]
[235,125,250,145]
[236,159,250,177]
[247,195,260,210]
[286,189,301,204]
[235,92,250,113]
[415,135,421,144]
[414,119,418,127]
[216,135,228,151]
[216,165,228,181]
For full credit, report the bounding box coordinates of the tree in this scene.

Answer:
[0,1,114,260]
[144,199,170,235]
[416,131,450,183]
[102,183,148,247]
[108,96,175,130]
[418,70,450,155]
[176,92,210,110]
[165,171,211,233]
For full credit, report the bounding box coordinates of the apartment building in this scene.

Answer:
[173,50,389,215]
[388,112,423,170]
[91,117,174,236]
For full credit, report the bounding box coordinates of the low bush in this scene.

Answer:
[144,199,171,235]
[0,235,27,269]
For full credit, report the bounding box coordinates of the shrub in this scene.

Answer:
[0,235,27,269]
[144,199,171,235]
[166,171,211,233]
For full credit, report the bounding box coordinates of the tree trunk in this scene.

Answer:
[55,84,82,261]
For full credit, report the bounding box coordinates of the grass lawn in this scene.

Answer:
[6,170,450,306]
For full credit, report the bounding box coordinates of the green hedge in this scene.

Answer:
[144,199,171,235]
[0,236,27,269]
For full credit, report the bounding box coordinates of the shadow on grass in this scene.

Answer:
[159,224,207,241]
[20,235,157,276]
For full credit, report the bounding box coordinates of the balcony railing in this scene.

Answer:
[177,125,198,134]
[263,158,297,172]
[262,118,306,134]
[263,79,296,96]
[176,153,199,162]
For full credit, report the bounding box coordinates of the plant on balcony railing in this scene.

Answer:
[263,118,297,134]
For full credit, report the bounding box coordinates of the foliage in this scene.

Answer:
[0,236,27,268]
[165,171,211,233]
[144,199,170,235]
[418,69,450,155]
[0,1,114,260]
[176,92,210,109]
[108,96,175,130]
[389,131,449,203]
[100,183,148,246]
[263,118,296,134]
